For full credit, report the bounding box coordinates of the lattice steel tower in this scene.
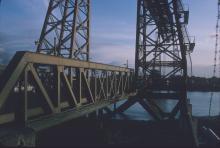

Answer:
[134,0,196,144]
[37,0,90,61]
[135,0,194,112]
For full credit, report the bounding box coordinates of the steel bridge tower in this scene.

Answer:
[135,0,194,118]
[34,0,91,103]
[37,0,90,61]
[116,0,197,145]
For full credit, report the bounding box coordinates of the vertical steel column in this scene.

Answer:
[173,1,198,146]
[135,0,144,82]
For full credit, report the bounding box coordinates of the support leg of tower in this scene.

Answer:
[138,99,162,121]
[114,98,137,114]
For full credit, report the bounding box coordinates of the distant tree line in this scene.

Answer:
[187,76,220,91]
[0,65,219,91]
[138,70,220,92]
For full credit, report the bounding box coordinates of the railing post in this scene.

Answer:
[56,66,62,113]
[122,72,124,95]
[23,65,28,125]
[15,65,29,127]
[94,70,97,102]
[106,71,108,100]
[76,68,83,105]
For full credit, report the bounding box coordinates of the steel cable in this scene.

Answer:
[209,2,220,117]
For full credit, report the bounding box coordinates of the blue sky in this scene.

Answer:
[0,0,218,77]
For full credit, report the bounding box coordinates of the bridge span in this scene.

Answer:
[0,0,198,147]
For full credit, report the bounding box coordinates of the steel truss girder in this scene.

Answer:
[0,52,135,126]
[37,0,90,60]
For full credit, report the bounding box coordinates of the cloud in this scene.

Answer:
[190,65,214,78]
[0,0,46,57]
[91,44,135,68]
[0,32,12,43]
[42,0,49,8]
[0,30,37,55]
[209,33,216,38]
[93,32,135,41]
[0,47,4,52]
[23,0,48,11]
[90,20,136,68]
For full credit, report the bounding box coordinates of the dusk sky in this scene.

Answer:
[0,0,218,77]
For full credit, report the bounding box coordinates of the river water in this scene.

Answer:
[114,92,220,121]
[38,92,220,146]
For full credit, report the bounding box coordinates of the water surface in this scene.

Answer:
[113,92,220,120]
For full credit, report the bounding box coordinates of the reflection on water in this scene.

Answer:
[189,92,220,116]
[112,92,220,121]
